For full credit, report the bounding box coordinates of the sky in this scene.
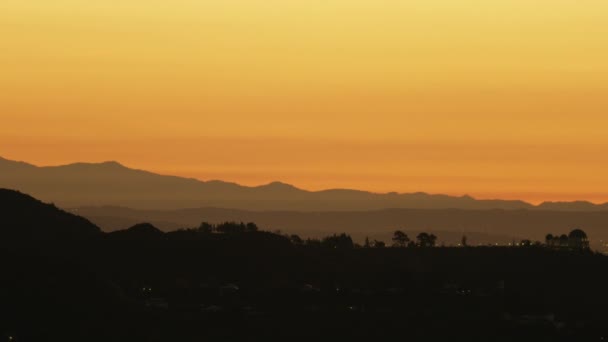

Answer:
[1,0,608,203]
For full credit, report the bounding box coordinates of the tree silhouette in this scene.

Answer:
[246,222,259,232]
[461,235,468,247]
[429,234,437,247]
[321,233,354,249]
[568,229,589,249]
[289,234,303,246]
[198,222,213,234]
[416,233,437,247]
[305,238,322,247]
[559,234,569,248]
[373,240,386,248]
[392,230,410,248]
[545,234,554,247]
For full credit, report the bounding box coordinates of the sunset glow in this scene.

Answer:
[2,1,608,203]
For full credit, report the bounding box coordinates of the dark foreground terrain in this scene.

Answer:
[2,189,608,341]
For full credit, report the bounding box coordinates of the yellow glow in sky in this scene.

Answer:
[1,1,608,203]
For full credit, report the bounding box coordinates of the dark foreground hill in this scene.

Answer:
[2,191,608,341]
[0,189,100,245]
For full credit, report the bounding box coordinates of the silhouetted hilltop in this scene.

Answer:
[106,222,164,241]
[0,188,101,244]
[3,156,606,211]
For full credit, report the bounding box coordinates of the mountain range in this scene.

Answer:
[2,156,608,211]
[2,181,608,251]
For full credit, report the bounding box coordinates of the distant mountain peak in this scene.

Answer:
[267,181,293,186]
[260,181,299,190]
[71,160,126,168]
[0,156,128,170]
[0,156,34,167]
[47,160,132,173]
[99,160,126,168]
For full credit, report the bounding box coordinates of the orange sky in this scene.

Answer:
[2,1,608,203]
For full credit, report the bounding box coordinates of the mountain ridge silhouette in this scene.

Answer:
[2,156,607,211]
[0,188,101,244]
